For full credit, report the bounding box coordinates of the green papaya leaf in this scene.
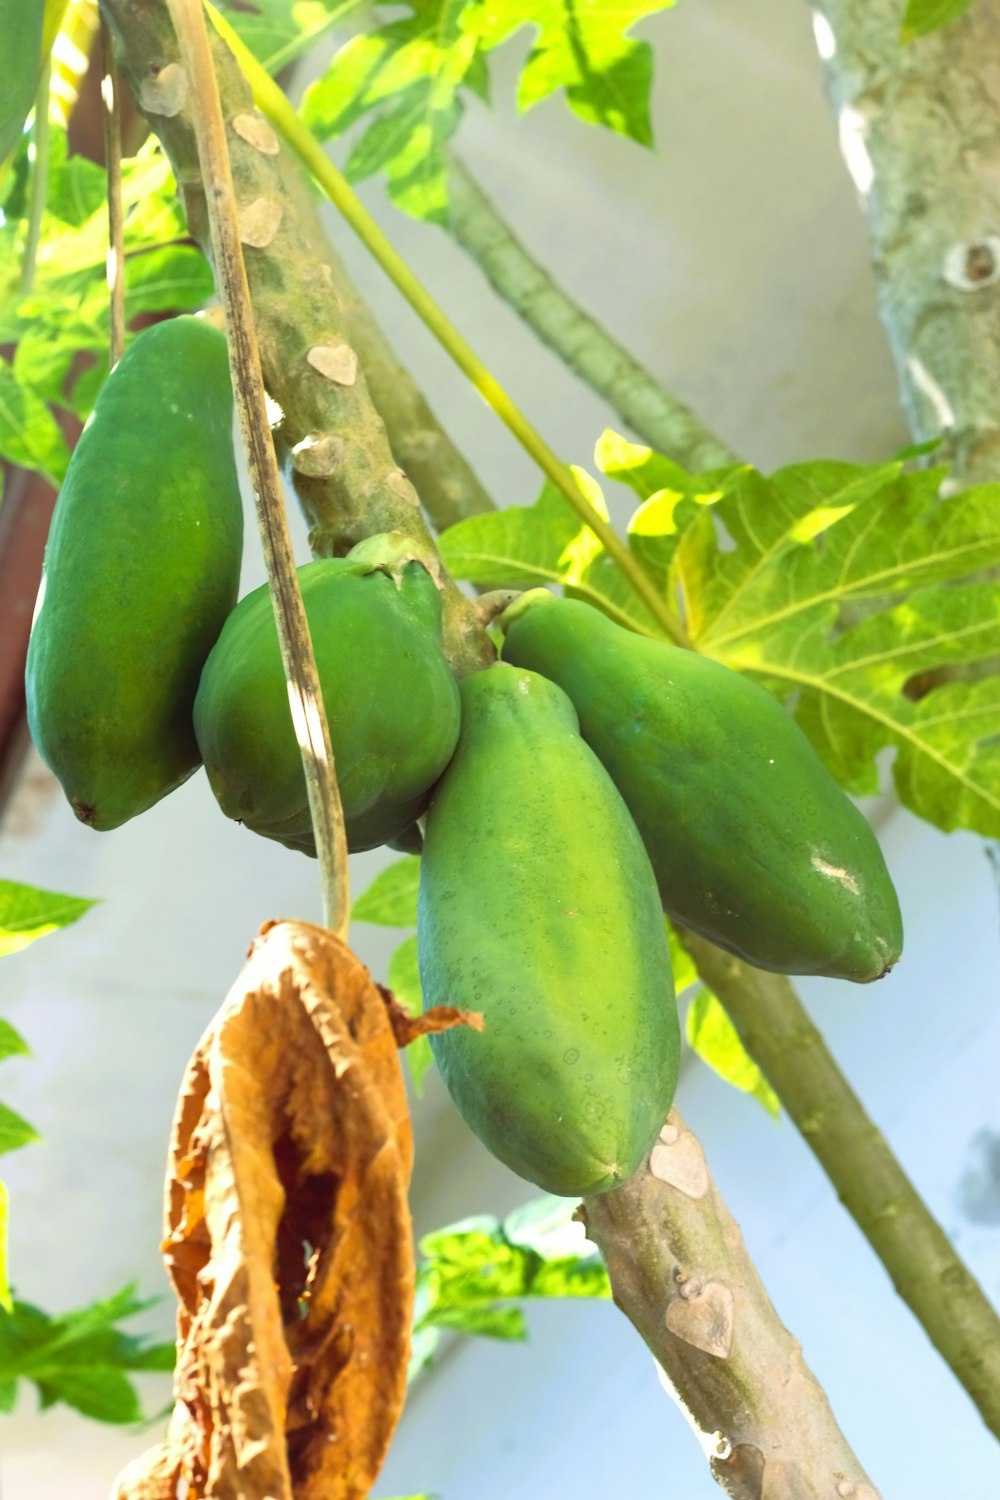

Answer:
[450,430,1000,841]
[438,472,664,635]
[0,1284,174,1423]
[303,0,676,221]
[900,0,972,40]
[0,1022,28,1064]
[0,879,97,958]
[353,856,420,926]
[0,1181,9,1313]
[685,990,780,1119]
[388,934,433,1093]
[475,0,673,144]
[0,359,70,482]
[0,1103,40,1159]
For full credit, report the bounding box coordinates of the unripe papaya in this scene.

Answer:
[193,557,461,854]
[25,316,244,830]
[0,1,43,167]
[501,594,902,982]
[418,665,679,1197]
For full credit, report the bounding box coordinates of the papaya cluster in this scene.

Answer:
[25,316,462,853]
[26,315,902,1203]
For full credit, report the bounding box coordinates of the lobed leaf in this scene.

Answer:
[353,856,421,927]
[0,1284,173,1423]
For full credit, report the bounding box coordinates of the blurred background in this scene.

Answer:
[2,0,999,1495]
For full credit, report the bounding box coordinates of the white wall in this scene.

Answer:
[3,0,999,1495]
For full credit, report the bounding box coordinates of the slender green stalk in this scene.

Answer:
[445,155,740,473]
[679,928,1000,1439]
[20,62,51,296]
[204,1,690,649]
[168,0,350,937]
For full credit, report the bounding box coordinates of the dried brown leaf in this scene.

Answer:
[115,921,413,1500]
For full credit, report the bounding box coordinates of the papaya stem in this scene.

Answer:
[444,155,741,473]
[678,927,1000,1439]
[163,0,350,939]
[202,3,691,651]
[100,13,125,368]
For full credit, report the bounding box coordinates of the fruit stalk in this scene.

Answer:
[582,1109,881,1498]
[162,0,349,936]
[680,927,1000,1438]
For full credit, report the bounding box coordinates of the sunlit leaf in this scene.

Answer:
[0,879,97,958]
[303,0,677,220]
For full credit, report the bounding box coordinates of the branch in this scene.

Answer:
[101,0,492,676]
[679,928,1000,1439]
[583,1109,881,1498]
[811,0,1000,485]
[445,154,741,472]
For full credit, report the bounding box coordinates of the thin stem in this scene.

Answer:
[100,13,125,367]
[445,154,741,474]
[679,928,1000,1439]
[165,0,350,938]
[20,62,51,296]
[204,2,691,650]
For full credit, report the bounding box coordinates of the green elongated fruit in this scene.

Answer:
[502,594,903,982]
[418,665,679,1197]
[194,557,461,854]
[0,1,43,166]
[26,316,244,830]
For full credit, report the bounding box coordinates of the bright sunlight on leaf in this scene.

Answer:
[0,878,96,957]
[444,431,1000,841]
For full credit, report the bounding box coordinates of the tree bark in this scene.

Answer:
[811,0,1000,485]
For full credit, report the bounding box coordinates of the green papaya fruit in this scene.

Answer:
[193,557,461,854]
[25,316,244,830]
[0,1,43,167]
[501,593,903,982]
[418,664,679,1197]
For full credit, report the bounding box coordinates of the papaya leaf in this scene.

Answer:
[0,1104,39,1160]
[0,1285,174,1423]
[475,0,673,144]
[0,1181,9,1313]
[0,1021,28,1064]
[353,855,421,927]
[0,359,70,483]
[438,472,665,635]
[900,0,972,41]
[218,0,339,68]
[411,1200,608,1378]
[302,0,676,221]
[685,989,780,1119]
[467,430,1000,840]
[0,879,97,958]
[388,934,433,1093]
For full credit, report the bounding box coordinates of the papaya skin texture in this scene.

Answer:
[25,317,244,830]
[501,594,903,983]
[0,1,43,167]
[418,665,679,1198]
[193,558,461,854]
